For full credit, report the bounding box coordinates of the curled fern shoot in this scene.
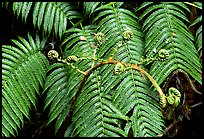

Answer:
[157,49,169,61]
[94,32,105,45]
[122,29,134,41]
[114,62,125,75]
[48,50,86,75]
[139,49,169,65]
[166,87,181,107]
[47,50,59,59]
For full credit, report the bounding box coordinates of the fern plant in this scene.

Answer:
[1,2,202,137]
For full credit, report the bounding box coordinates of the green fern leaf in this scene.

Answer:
[13,2,23,19]
[2,87,24,125]
[83,5,164,137]
[190,15,202,59]
[43,63,70,128]
[83,2,101,18]
[139,2,202,86]
[2,98,19,136]
[2,33,49,137]
[67,72,128,137]
[13,2,33,23]
[44,25,96,134]
[2,108,16,136]
[1,2,9,9]
[12,2,82,39]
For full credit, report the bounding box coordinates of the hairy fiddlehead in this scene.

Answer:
[139,49,170,65]
[157,49,170,61]
[166,87,181,107]
[94,32,105,45]
[47,50,86,74]
[114,62,125,75]
[160,87,181,108]
[66,55,79,63]
[122,29,134,41]
[48,50,59,59]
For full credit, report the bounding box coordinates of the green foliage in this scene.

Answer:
[2,2,202,137]
[43,63,70,133]
[190,15,202,59]
[138,2,202,88]
[12,2,82,39]
[2,33,49,136]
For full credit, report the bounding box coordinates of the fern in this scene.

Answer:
[12,2,82,39]
[44,25,96,134]
[138,2,202,88]
[190,15,202,60]
[2,33,49,137]
[95,5,164,136]
[43,63,70,133]
[63,4,164,137]
[83,2,101,18]
[2,2,202,137]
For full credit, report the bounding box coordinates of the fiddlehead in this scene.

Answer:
[166,87,181,107]
[47,50,59,59]
[122,29,134,41]
[94,32,105,45]
[114,62,125,75]
[157,49,170,61]
[139,49,169,65]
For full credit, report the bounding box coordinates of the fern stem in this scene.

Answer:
[68,57,166,125]
[131,64,164,96]
[184,2,202,9]
[71,17,86,29]
[104,58,165,103]
[178,69,202,95]
[87,57,165,107]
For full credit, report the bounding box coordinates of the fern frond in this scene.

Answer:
[83,2,101,18]
[1,2,9,8]
[195,25,202,59]
[12,2,82,39]
[2,33,49,137]
[43,63,70,133]
[65,72,128,137]
[138,2,202,86]
[44,25,96,134]
[13,2,33,23]
[190,15,202,59]
[92,5,164,136]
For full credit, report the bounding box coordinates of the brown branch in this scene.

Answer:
[66,57,166,127]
